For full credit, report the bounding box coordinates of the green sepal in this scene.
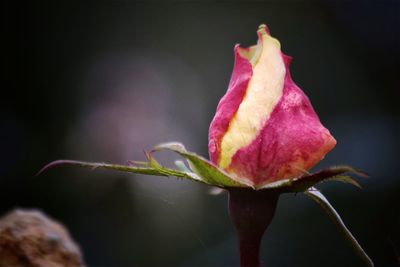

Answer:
[152,142,249,188]
[39,142,366,192]
[305,187,374,267]
[260,165,367,192]
[327,175,362,189]
[37,159,202,183]
[174,160,191,173]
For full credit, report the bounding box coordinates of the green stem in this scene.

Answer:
[228,189,279,267]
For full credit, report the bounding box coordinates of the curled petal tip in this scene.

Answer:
[258,24,270,34]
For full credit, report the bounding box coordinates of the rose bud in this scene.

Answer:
[208,24,337,188]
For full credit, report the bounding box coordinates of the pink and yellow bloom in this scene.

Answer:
[208,25,336,188]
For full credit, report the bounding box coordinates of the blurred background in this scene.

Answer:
[3,1,400,266]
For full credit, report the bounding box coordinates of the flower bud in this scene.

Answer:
[208,25,336,187]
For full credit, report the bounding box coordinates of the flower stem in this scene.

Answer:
[228,189,279,267]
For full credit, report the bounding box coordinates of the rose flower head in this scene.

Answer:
[208,24,336,188]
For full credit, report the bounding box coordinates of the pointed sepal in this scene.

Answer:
[153,142,250,188]
[37,158,203,183]
[260,165,367,192]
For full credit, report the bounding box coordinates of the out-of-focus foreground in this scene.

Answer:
[0,209,85,267]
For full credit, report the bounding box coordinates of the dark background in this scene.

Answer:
[3,1,400,266]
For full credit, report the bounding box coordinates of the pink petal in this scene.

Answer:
[208,45,253,164]
[228,53,336,187]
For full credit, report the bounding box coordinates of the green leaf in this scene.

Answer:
[37,159,203,183]
[153,142,249,188]
[305,188,374,267]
